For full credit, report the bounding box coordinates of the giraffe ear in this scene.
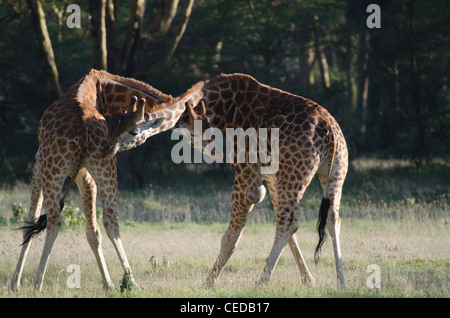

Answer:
[139,117,165,131]
[151,117,165,129]
[206,114,215,123]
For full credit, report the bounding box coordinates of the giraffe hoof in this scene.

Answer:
[8,281,20,293]
[255,276,270,288]
[120,270,141,292]
[203,278,216,291]
[303,275,316,286]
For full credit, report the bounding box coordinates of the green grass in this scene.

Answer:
[0,159,449,298]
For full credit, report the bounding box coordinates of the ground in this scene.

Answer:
[0,159,449,298]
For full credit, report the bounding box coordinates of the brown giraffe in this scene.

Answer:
[8,69,177,291]
[105,73,348,288]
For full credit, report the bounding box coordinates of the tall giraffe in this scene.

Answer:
[8,69,179,291]
[105,73,349,288]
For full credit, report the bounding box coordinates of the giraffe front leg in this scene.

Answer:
[102,199,140,291]
[95,166,140,291]
[75,168,114,290]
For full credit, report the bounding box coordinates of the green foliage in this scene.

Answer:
[0,0,449,187]
[61,202,84,229]
[11,203,25,224]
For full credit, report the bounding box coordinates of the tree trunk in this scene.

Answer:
[105,0,118,72]
[313,16,330,90]
[298,39,315,88]
[89,0,108,70]
[136,0,194,80]
[405,0,427,166]
[306,40,315,86]
[120,0,146,75]
[346,33,356,110]
[143,0,179,45]
[356,29,369,137]
[27,0,62,100]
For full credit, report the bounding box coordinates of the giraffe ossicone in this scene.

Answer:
[103,95,165,158]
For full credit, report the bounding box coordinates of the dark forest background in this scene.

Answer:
[0,0,448,188]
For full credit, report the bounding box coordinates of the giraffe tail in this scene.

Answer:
[18,215,47,246]
[314,197,330,264]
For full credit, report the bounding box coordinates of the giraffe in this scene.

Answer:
[8,69,178,292]
[105,73,349,288]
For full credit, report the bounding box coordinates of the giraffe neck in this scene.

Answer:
[202,74,270,130]
[175,73,287,131]
[76,69,172,117]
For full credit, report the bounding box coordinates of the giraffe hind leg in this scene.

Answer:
[317,158,347,288]
[265,176,315,285]
[33,172,67,291]
[258,199,300,286]
[287,236,315,285]
[9,162,44,291]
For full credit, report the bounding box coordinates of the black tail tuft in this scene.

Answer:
[314,198,330,264]
[18,214,47,246]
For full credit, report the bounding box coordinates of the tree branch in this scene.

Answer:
[135,0,194,80]
[120,0,146,74]
[142,0,179,46]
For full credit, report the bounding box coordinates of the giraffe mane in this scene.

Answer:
[149,73,259,112]
[91,69,171,101]
[75,69,172,109]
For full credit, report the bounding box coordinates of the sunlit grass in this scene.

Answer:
[0,159,449,298]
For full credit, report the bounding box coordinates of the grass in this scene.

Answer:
[0,158,449,298]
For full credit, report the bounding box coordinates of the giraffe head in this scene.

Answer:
[103,95,165,158]
[176,100,216,154]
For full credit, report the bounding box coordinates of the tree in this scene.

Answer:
[135,0,194,80]
[102,0,195,78]
[26,0,62,100]
[89,0,108,70]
